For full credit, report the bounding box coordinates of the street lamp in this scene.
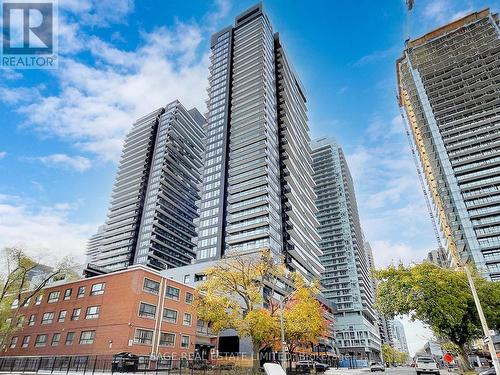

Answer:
[279,298,287,370]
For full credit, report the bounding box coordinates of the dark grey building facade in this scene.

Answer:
[91,100,205,272]
[196,3,323,280]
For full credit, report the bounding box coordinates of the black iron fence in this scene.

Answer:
[0,356,262,375]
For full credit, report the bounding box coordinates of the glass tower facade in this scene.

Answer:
[196,3,323,279]
[92,100,205,272]
[312,137,381,361]
[397,10,500,280]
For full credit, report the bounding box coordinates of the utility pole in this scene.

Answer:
[463,265,500,375]
[279,299,287,370]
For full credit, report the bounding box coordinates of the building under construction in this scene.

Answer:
[397,9,500,281]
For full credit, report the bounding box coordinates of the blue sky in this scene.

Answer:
[0,0,498,354]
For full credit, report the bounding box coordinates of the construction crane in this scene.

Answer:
[400,0,445,255]
[398,106,445,253]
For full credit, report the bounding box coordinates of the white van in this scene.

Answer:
[415,356,440,375]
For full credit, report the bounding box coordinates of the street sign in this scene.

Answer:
[443,354,454,364]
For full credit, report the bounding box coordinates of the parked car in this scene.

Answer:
[415,356,440,375]
[295,360,329,373]
[479,367,496,375]
[370,362,386,372]
[111,352,139,373]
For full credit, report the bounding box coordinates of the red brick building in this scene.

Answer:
[1,266,201,358]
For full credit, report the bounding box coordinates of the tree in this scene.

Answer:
[282,276,327,358]
[0,246,77,347]
[381,344,408,366]
[373,262,500,371]
[195,250,328,372]
[195,250,285,371]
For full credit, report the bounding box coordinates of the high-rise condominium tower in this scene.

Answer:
[86,224,106,264]
[197,3,323,279]
[312,137,381,361]
[91,100,205,272]
[397,10,500,280]
[388,320,409,354]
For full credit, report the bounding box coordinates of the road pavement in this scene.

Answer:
[325,367,455,375]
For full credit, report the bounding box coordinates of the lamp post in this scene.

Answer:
[279,299,287,370]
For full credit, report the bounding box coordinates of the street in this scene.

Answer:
[326,368,455,375]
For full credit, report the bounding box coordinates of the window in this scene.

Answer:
[41,312,54,324]
[51,333,61,346]
[134,329,153,345]
[77,286,85,298]
[35,295,43,305]
[86,306,100,320]
[35,334,48,347]
[71,308,81,321]
[90,283,105,296]
[10,336,18,348]
[22,298,30,307]
[28,314,36,326]
[165,286,179,300]
[138,302,156,319]
[17,316,24,327]
[21,336,30,348]
[184,274,190,284]
[163,308,177,323]
[143,278,160,294]
[63,288,72,300]
[11,299,19,309]
[183,313,192,326]
[47,291,60,303]
[79,330,95,345]
[58,310,67,323]
[159,332,175,347]
[185,292,193,304]
[181,335,189,348]
[65,332,75,346]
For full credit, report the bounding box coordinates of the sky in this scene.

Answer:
[0,0,498,356]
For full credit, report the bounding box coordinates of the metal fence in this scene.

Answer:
[0,356,263,375]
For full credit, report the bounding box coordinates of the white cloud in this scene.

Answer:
[0,152,6,160]
[346,112,438,267]
[420,0,475,26]
[370,240,429,268]
[0,194,93,264]
[4,11,215,162]
[59,0,134,27]
[1,69,23,81]
[401,317,434,356]
[353,45,399,66]
[35,154,92,172]
[422,0,450,23]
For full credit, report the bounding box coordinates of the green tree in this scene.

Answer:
[0,246,77,347]
[382,344,408,365]
[382,343,396,364]
[373,262,500,371]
